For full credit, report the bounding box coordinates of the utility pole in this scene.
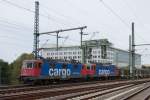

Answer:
[129,35,132,79]
[56,32,59,52]
[33,1,39,59]
[80,28,83,48]
[80,28,87,63]
[131,22,135,79]
[56,31,61,59]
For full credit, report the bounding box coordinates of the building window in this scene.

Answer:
[73,52,76,55]
[78,56,81,58]
[68,56,72,59]
[73,56,77,59]
[69,52,72,55]
[55,52,58,55]
[59,52,63,55]
[64,52,67,55]
[78,51,81,54]
[47,53,49,55]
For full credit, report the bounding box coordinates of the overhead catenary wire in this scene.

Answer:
[2,0,34,13]
[0,17,32,30]
[0,22,33,38]
[40,8,75,27]
[0,0,79,49]
[0,40,32,48]
[99,0,150,46]
[0,21,32,32]
[62,0,90,16]
[122,0,149,30]
[0,19,33,42]
[121,0,150,44]
[40,4,81,27]
[0,35,32,42]
[2,0,74,26]
[99,0,130,29]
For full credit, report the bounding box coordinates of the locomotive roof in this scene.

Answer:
[23,59,42,62]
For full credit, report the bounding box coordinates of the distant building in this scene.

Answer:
[142,64,150,69]
[41,39,141,68]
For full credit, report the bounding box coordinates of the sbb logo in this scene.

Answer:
[49,68,71,77]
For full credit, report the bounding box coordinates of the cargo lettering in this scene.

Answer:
[49,68,71,77]
[99,69,110,76]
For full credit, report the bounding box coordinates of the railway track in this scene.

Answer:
[122,82,150,100]
[40,79,150,100]
[0,80,122,94]
[0,78,150,100]
[0,82,130,100]
[0,84,30,89]
[76,81,150,100]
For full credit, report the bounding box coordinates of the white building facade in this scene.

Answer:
[41,39,141,68]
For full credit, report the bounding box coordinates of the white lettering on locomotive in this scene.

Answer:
[49,68,71,77]
[49,68,53,76]
[99,69,111,76]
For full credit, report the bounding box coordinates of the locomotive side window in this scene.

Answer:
[33,62,41,68]
[26,62,33,68]
[87,65,90,70]
[33,63,36,68]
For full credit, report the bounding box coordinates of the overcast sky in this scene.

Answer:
[0,0,150,64]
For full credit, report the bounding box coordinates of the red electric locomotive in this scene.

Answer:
[21,60,42,82]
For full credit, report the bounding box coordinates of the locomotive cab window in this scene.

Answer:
[87,65,90,70]
[26,62,33,68]
[32,62,38,68]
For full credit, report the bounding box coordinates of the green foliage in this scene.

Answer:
[0,59,11,84]
[9,53,34,84]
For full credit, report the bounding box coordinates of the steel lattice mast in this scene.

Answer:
[33,1,39,59]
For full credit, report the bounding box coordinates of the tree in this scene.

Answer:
[0,59,11,84]
[10,53,34,84]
